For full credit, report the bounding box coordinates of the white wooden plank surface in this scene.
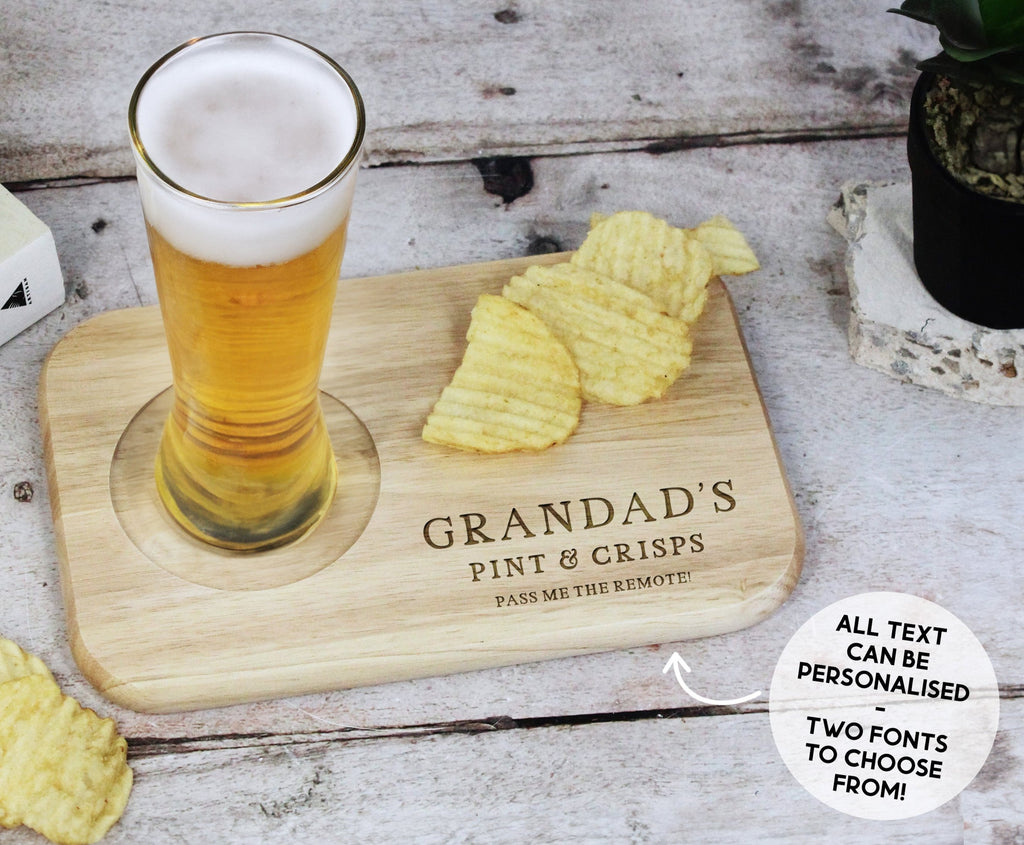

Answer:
[2,0,1023,839]
[4,137,1024,839]
[5,700,1003,844]
[8,139,1023,712]
[0,0,933,182]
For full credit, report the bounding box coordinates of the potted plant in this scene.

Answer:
[891,0,1024,329]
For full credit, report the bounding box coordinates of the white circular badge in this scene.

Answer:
[769,592,999,820]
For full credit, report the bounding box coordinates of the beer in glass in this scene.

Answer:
[128,32,365,551]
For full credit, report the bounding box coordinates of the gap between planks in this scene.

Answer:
[126,683,1024,758]
[5,124,910,192]
[126,704,767,758]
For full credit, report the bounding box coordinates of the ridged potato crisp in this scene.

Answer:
[0,637,132,844]
[423,210,759,452]
[572,210,714,324]
[422,294,582,453]
[503,262,692,406]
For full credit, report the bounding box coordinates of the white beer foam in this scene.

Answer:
[132,34,362,266]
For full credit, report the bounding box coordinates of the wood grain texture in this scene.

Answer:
[104,700,1003,844]
[2,139,915,731]
[5,128,1023,839]
[40,253,801,713]
[0,0,931,182]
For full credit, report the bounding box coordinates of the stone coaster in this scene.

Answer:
[828,181,1024,406]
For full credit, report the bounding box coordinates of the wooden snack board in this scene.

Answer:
[40,253,803,713]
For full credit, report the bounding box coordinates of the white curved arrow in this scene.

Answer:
[662,652,761,705]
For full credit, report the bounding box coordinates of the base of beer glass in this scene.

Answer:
[109,388,380,591]
[156,462,336,553]
[154,412,338,554]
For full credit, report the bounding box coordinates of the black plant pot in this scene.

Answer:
[907,72,1024,329]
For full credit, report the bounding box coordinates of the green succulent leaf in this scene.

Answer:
[917,49,980,77]
[889,0,937,25]
[892,0,1024,49]
[978,0,1024,49]
[891,0,1024,86]
[941,35,1017,61]
[984,51,1024,84]
[931,0,986,50]
[919,48,1024,85]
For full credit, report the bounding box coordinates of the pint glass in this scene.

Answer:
[128,33,365,551]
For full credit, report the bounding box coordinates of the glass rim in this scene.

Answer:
[127,31,366,210]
